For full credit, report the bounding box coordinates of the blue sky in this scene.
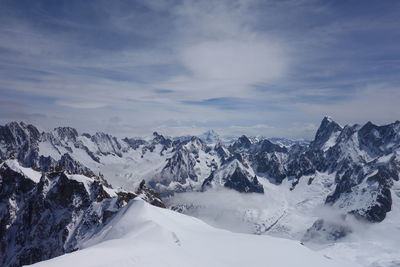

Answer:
[0,0,399,139]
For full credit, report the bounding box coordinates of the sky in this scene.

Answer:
[0,0,399,139]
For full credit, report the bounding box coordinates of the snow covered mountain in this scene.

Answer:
[1,117,400,266]
[30,199,356,267]
[267,137,311,147]
[198,129,221,144]
[1,118,399,223]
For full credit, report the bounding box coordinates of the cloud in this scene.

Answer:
[0,111,47,120]
[167,189,275,233]
[55,100,108,109]
[181,39,286,84]
[183,97,253,110]
[153,89,174,94]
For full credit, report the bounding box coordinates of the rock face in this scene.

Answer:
[0,122,40,166]
[135,180,165,208]
[224,168,264,193]
[202,159,264,193]
[310,116,342,151]
[0,160,164,267]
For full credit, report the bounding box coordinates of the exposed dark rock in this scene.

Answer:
[57,153,95,177]
[0,122,40,167]
[310,116,342,151]
[53,127,79,143]
[258,139,288,153]
[224,168,264,193]
[230,135,252,151]
[358,121,400,157]
[91,132,123,157]
[123,137,146,149]
[135,180,166,208]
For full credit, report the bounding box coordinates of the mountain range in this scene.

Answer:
[1,117,400,266]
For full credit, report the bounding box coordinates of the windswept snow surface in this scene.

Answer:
[30,200,356,267]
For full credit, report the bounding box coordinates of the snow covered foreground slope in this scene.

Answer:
[31,200,356,267]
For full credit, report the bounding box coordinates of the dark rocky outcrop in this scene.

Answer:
[135,180,166,208]
[224,168,264,193]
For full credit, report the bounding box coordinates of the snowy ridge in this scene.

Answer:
[2,159,42,183]
[31,200,357,267]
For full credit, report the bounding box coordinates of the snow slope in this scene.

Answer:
[31,199,356,267]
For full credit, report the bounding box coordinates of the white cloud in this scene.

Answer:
[169,0,289,97]
[182,39,286,83]
[55,101,108,109]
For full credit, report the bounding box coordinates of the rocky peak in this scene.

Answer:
[152,132,172,147]
[123,137,146,150]
[152,131,164,140]
[223,166,264,193]
[202,159,264,194]
[258,139,288,153]
[215,143,231,161]
[92,131,112,142]
[231,135,252,151]
[91,132,122,156]
[310,116,343,151]
[81,133,92,139]
[53,127,78,143]
[335,124,359,143]
[57,153,95,177]
[358,121,400,156]
[0,122,40,167]
[186,136,205,149]
[153,132,171,145]
[239,135,252,146]
[1,121,40,146]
